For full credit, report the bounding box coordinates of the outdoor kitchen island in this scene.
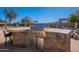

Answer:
[6,27,31,47]
[44,28,72,52]
[6,27,45,52]
[6,27,73,52]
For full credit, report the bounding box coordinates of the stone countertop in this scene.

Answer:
[44,28,72,34]
[6,27,30,32]
[6,27,30,30]
[31,30,46,38]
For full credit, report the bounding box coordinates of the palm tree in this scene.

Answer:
[68,10,79,29]
[3,8,17,24]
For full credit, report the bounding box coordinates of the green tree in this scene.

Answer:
[3,8,17,24]
[21,16,32,27]
[21,16,38,27]
[16,22,20,27]
[68,11,79,28]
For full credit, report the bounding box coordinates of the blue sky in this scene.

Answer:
[0,7,79,23]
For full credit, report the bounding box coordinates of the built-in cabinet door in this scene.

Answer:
[33,37,37,48]
[31,37,44,51]
[36,38,44,50]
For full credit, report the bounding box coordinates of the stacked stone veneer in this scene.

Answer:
[10,29,71,52]
[12,29,45,50]
[44,32,71,52]
[12,30,31,46]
